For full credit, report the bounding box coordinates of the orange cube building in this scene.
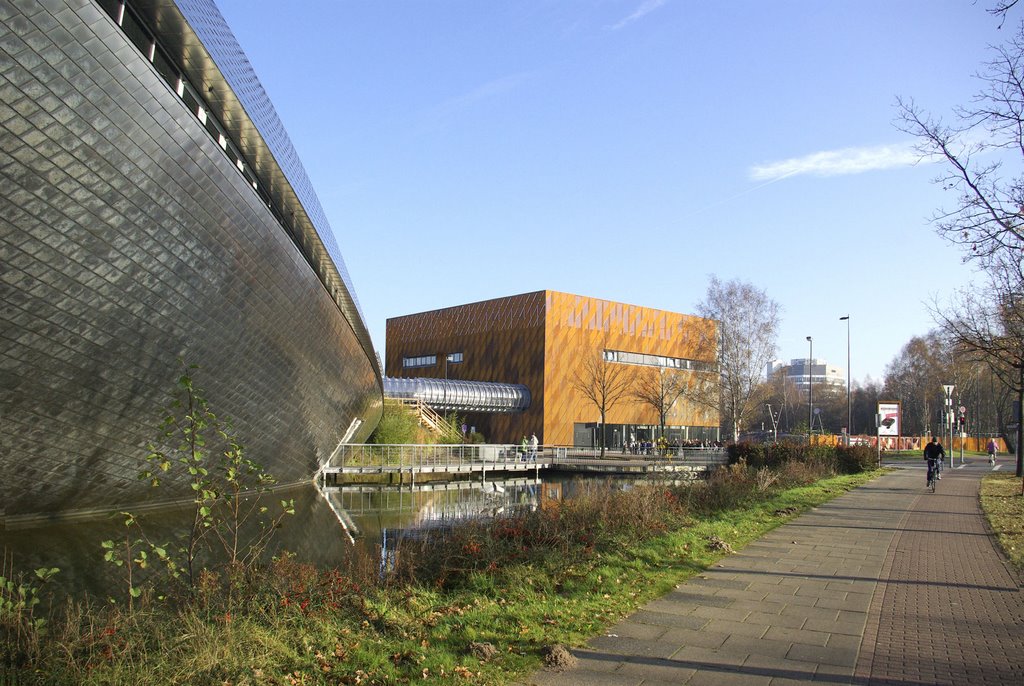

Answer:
[386,291,720,447]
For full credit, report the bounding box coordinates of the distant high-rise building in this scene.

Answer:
[767,359,845,395]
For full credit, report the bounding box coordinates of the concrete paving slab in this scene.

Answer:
[521,464,1024,685]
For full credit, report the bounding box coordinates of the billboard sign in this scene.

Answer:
[877,401,900,437]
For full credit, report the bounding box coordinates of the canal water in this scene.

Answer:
[0,473,672,598]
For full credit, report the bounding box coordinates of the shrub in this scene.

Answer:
[727,441,762,466]
[386,480,692,589]
[369,403,422,444]
[727,442,873,475]
[776,458,832,486]
[835,445,877,474]
[0,563,59,669]
[686,463,758,514]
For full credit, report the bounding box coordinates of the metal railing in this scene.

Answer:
[325,444,729,471]
[384,398,462,441]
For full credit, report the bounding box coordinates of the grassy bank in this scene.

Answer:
[4,453,881,685]
[980,473,1024,570]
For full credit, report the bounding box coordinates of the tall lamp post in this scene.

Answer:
[942,384,955,470]
[806,336,813,441]
[840,315,851,446]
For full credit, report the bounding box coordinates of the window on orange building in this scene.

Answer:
[402,355,437,369]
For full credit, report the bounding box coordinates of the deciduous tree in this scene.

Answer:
[897,17,1024,474]
[633,367,688,440]
[930,266,1024,473]
[570,336,637,457]
[695,277,781,442]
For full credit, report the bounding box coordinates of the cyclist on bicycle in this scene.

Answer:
[924,437,945,487]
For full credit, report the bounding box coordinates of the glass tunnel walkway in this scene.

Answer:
[382,377,530,413]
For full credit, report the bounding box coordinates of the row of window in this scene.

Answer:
[96,0,299,241]
[603,349,715,373]
[402,355,436,369]
[402,352,464,369]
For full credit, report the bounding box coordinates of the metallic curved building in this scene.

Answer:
[0,0,383,523]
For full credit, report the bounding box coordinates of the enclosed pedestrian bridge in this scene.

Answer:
[383,377,531,414]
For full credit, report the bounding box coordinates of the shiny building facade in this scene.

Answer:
[0,0,382,523]
[386,291,719,446]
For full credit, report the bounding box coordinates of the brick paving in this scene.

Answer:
[524,461,1024,685]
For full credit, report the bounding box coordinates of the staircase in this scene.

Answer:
[386,397,462,442]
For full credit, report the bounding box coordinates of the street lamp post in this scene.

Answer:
[840,315,850,446]
[806,336,813,441]
[766,403,779,443]
[942,384,955,470]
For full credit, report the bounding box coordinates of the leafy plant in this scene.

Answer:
[1,553,58,666]
[104,363,293,602]
[101,511,177,608]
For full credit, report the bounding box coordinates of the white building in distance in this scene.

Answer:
[767,359,845,394]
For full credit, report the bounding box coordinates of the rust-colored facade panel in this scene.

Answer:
[386,292,547,441]
[543,291,717,446]
[386,290,719,445]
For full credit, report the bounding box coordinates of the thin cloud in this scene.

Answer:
[749,142,924,181]
[417,72,533,130]
[609,0,668,31]
[439,72,532,112]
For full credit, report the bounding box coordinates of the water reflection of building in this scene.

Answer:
[327,479,544,532]
[336,479,545,558]
[1,1,381,522]
[386,291,720,448]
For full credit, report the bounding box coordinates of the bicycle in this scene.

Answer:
[926,457,939,493]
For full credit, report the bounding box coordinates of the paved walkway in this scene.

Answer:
[525,459,1024,685]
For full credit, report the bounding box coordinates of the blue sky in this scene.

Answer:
[216,0,1003,385]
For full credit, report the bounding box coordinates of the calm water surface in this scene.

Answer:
[0,473,666,597]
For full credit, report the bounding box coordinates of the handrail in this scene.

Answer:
[385,398,461,441]
[324,444,729,471]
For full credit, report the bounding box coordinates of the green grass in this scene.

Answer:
[381,471,880,685]
[980,472,1024,570]
[8,470,881,685]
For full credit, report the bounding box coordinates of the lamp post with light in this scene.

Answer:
[806,336,813,441]
[840,315,850,445]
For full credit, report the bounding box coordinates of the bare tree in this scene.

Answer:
[811,382,848,435]
[896,31,1024,266]
[883,333,948,436]
[930,265,1024,475]
[990,0,1020,28]
[898,20,1024,475]
[851,378,884,436]
[570,339,637,457]
[696,276,781,442]
[633,367,688,440]
[763,370,804,434]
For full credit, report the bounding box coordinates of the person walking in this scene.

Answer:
[528,433,538,461]
[987,437,998,465]
[924,436,945,486]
